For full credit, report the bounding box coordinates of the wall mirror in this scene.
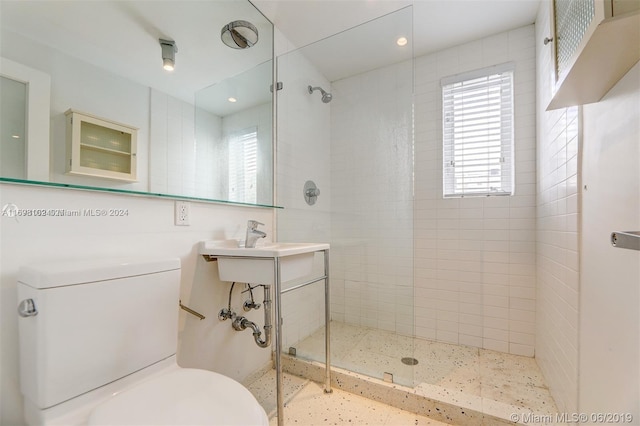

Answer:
[0,0,275,207]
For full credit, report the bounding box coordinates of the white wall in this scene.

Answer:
[414,25,537,355]
[150,89,198,197]
[0,184,274,425]
[579,62,639,419]
[534,1,581,413]
[194,107,222,200]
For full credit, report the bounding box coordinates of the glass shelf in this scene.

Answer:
[0,177,283,209]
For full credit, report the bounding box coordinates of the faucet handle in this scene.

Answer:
[247,220,264,229]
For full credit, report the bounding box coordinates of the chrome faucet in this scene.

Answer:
[245,220,266,248]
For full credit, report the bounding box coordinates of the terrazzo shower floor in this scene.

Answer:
[279,322,559,424]
[248,369,452,425]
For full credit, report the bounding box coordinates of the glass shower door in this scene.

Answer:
[276,6,415,387]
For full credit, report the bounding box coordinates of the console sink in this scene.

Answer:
[199,240,329,284]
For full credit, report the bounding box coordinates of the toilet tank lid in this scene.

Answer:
[18,258,181,289]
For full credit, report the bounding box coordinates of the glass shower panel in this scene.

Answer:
[277,7,415,387]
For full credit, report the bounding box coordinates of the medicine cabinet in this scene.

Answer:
[65,109,138,182]
[547,0,640,110]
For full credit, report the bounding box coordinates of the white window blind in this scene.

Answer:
[228,127,258,203]
[442,63,515,198]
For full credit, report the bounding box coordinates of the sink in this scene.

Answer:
[199,240,329,284]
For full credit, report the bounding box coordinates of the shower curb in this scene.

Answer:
[281,354,561,426]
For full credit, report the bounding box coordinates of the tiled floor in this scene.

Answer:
[248,370,452,425]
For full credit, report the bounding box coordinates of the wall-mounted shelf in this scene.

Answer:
[547,3,640,110]
[65,109,138,181]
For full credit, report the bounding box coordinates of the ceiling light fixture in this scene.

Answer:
[228,97,237,103]
[396,37,408,47]
[159,39,177,71]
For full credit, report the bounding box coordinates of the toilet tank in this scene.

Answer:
[17,258,181,410]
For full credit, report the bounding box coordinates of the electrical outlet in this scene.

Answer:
[174,201,190,226]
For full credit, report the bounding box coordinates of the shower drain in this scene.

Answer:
[401,357,419,365]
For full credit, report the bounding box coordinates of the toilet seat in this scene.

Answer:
[87,368,268,426]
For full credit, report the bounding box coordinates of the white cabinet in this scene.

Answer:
[65,109,138,181]
[547,0,640,110]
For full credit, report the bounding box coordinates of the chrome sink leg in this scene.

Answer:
[274,257,283,426]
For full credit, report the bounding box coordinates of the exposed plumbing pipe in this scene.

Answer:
[231,284,272,348]
[218,282,237,321]
[242,284,261,311]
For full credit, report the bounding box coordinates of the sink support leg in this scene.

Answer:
[273,249,331,425]
[324,249,332,394]
[274,257,284,426]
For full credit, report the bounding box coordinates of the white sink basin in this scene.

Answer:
[199,240,329,285]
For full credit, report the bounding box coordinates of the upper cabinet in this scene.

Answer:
[65,110,138,182]
[547,0,640,110]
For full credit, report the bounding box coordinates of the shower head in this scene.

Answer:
[308,85,332,103]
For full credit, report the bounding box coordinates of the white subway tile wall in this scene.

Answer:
[534,2,580,414]
[414,25,537,356]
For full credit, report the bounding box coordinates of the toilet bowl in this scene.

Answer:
[17,258,268,426]
[89,365,268,425]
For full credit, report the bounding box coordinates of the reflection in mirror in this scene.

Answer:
[190,61,273,205]
[0,57,51,182]
[0,0,275,207]
[0,76,27,179]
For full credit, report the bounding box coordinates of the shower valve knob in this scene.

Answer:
[303,180,321,205]
[305,188,320,197]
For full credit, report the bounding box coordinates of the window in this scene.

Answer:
[442,63,514,197]
[228,126,258,203]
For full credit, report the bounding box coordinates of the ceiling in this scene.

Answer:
[0,0,541,107]
[0,0,273,114]
[254,0,541,74]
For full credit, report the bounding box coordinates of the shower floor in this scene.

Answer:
[247,369,452,425]
[285,321,558,424]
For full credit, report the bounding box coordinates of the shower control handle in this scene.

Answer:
[305,187,320,198]
[303,180,321,205]
[18,299,38,317]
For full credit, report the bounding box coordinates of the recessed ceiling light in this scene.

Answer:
[11,134,20,139]
[228,97,237,103]
[396,37,408,47]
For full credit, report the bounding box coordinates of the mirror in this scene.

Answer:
[0,0,275,207]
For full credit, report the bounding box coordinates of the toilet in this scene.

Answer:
[17,257,269,426]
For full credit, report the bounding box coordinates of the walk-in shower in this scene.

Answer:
[276,5,553,423]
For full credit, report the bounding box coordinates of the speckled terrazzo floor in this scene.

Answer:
[247,370,453,425]
[285,322,558,423]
